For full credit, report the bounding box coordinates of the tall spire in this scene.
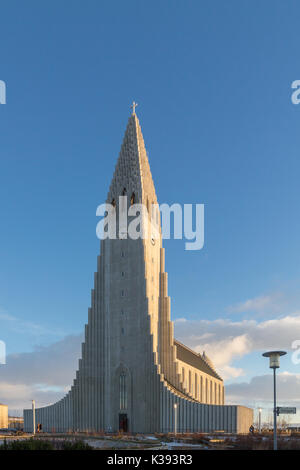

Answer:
[107,110,157,207]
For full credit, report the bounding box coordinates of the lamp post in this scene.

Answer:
[258,408,262,434]
[32,400,36,435]
[174,403,178,437]
[262,351,286,450]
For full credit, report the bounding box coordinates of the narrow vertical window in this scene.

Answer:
[120,373,127,410]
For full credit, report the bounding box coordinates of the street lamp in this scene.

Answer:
[258,408,262,434]
[32,400,36,435]
[262,350,286,450]
[174,403,178,436]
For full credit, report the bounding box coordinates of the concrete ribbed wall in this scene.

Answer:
[24,379,252,434]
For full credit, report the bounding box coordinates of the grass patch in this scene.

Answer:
[0,438,93,450]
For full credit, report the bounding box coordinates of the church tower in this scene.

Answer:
[24,108,253,434]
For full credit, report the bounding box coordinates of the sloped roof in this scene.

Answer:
[174,340,222,381]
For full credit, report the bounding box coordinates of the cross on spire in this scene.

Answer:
[131,101,138,115]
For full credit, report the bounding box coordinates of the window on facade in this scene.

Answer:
[122,188,127,196]
[121,327,124,335]
[119,373,127,410]
[130,192,135,205]
[121,272,124,277]
[121,251,125,258]
[121,290,124,297]
[200,376,203,401]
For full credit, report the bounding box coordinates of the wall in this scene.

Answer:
[0,404,8,429]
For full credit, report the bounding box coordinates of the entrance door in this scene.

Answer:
[119,413,128,432]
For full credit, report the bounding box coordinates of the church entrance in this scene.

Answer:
[119,413,128,432]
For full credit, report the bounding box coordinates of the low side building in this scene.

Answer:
[0,404,8,429]
[8,416,24,430]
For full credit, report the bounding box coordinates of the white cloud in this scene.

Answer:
[228,293,283,315]
[226,372,300,408]
[0,382,68,411]
[0,306,66,338]
[0,334,83,412]
[1,294,300,414]
[174,314,300,379]
[191,334,252,379]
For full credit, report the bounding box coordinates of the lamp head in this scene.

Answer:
[262,350,286,369]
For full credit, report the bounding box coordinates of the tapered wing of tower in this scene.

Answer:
[105,111,223,401]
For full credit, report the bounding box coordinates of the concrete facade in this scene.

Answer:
[0,404,8,429]
[24,112,253,434]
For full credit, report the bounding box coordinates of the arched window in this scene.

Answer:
[120,373,127,410]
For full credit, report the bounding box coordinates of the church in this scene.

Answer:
[24,108,253,434]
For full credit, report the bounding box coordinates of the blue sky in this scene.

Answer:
[1,0,300,417]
